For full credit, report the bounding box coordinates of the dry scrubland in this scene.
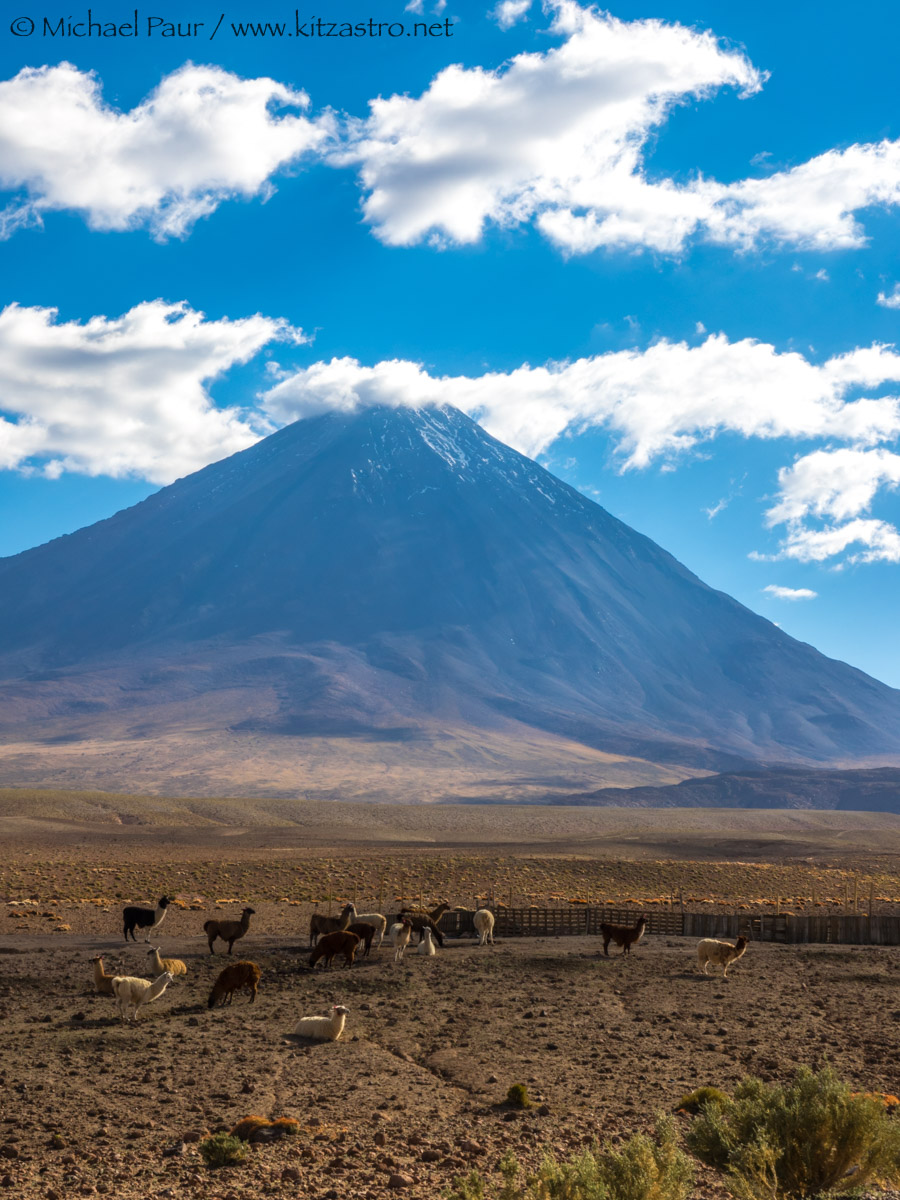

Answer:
[1,794,900,1199]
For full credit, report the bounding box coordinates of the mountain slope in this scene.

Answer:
[560,766,900,811]
[1,403,899,800]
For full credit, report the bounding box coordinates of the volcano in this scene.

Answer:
[1,403,899,803]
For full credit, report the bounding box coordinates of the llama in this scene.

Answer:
[394,901,450,946]
[353,912,387,948]
[473,909,495,946]
[148,946,187,976]
[697,936,748,978]
[452,907,478,938]
[599,915,647,957]
[417,927,437,956]
[123,896,170,943]
[90,955,115,996]
[347,921,376,957]
[293,1005,350,1042]
[309,903,356,948]
[204,907,255,955]
[208,961,261,1008]
[111,971,174,1022]
[308,930,359,970]
[390,918,413,961]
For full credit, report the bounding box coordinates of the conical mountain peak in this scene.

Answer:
[1,402,899,801]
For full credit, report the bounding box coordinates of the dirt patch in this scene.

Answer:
[1,930,899,1199]
[0,814,898,1198]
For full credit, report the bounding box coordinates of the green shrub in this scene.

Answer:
[507,1083,533,1109]
[445,1155,521,1200]
[685,1065,900,1200]
[198,1131,248,1169]
[445,1122,693,1200]
[596,1118,694,1200]
[675,1087,729,1115]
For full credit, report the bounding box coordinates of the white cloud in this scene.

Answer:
[3,10,900,258]
[878,284,900,309]
[492,0,534,28]
[762,447,900,565]
[337,2,763,250]
[763,585,818,600]
[260,335,900,468]
[774,518,900,564]
[0,302,303,482]
[700,140,900,252]
[767,447,900,525]
[338,3,900,257]
[0,63,332,239]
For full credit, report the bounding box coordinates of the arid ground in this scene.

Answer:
[1,796,899,1200]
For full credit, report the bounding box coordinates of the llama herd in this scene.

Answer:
[89,899,748,1030]
[91,897,497,1026]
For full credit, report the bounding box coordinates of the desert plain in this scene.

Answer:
[1,792,900,1200]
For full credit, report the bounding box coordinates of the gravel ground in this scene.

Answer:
[1,909,899,1200]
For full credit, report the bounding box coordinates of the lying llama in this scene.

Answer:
[417,927,437,956]
[204,906,255,955]
[123,896,170,944]
[293,1004,350,1042]
[309,930,359,970]
[697,936,748,978]
[599,914,647,957]
[208,960,261,1008]
[390,918,413,962]
[111,971,174,1022]
[474,908,495,946]
[148,945,187,976]
[347,921,376,957]
[353,911,387,948]
[309,903,356,948]
[90,955,115,996]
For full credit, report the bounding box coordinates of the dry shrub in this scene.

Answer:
[231,1115,302,1142]
[685,1066,900,1200]
[445,1119,692,1200]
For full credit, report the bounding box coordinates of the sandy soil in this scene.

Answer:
[1,806,899,1199]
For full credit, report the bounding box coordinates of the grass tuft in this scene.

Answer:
[506,1083,532,1109]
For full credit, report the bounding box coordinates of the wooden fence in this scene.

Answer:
[437,906,900,946]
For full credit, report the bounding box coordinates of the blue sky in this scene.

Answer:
[2,0,900,682]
